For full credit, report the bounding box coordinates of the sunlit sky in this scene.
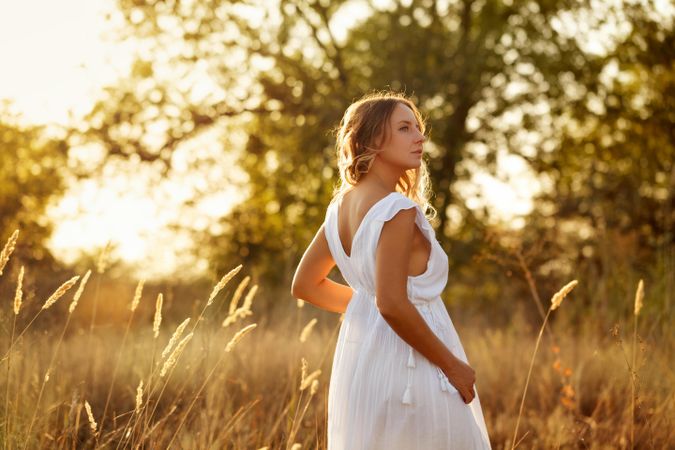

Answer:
[1,0,544,280]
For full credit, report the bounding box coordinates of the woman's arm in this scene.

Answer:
[294,278,354,314]
[291,224,354,314]
[375,208,476,404]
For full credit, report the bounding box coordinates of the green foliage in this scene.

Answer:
[0,107,67,272]
[72,1,672,303]
[528,3,674,248]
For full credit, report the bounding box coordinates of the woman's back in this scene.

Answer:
[335,188,432,278]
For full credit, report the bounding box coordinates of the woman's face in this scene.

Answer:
[376,102,426,169]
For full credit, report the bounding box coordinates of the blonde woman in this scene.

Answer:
[292,91,491,449]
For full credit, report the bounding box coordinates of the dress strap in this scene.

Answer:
[370,193,418,251]
[372,192,418,222]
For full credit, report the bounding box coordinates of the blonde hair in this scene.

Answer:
[330,90,437,223]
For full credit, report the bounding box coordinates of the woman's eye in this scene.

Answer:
[400,126,409,131]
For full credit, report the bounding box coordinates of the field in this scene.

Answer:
[0,232,673,449]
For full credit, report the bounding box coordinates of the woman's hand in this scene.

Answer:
[443,357,476,404]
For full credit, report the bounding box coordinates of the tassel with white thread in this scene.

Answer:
[406,347,416,368]
[402,385,412,404]
[402,354,414,405]
[398,300,460,403]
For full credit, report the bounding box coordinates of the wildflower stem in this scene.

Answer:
[511,309,552,450]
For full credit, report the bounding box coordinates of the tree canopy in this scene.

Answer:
[2,0,670,305]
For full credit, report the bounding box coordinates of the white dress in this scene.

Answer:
[323,191,492,450]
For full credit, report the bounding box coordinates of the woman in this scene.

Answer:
[291,91,491,449]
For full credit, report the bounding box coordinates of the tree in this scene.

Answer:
[0,105,68,275]
[520,1,674,319]
[72,0,667,288]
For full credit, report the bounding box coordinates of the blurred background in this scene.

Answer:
[0,0,673,448]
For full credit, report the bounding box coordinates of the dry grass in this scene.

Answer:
[0,230,673,449]
[1,298,672,448]
[511,279,579,449]
[0,230,19,276]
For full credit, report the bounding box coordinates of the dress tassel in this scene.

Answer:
[402,358,414,405]
[402,385,412,405]
[406,348,416,368]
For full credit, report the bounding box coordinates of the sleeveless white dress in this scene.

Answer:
[323,191,492,450]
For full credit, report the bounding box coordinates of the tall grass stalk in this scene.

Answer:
[130,266,241,444]
[165,323,258,447]
[135,332,194,445]
[139,292,162,436]
[4,265,23,450]
[22,271,91,449]
[127,349,205,448]
[115,317,190,449]
[84,399,99,447]
[1,276,79,361]
[87,241,111,385]
[0,230,19,276]
[99,279,145,434]
[286,378,320,449]
[631,279,644,449]
[511,280,578,450]
[121,318,192,448]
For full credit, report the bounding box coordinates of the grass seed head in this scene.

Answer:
[131,278,145,312]
[299,318,318,343]
[161,318,191,359]
[222,285,257,328]
[13,265,24,315]
[241,284,258,311]
[634,279,644,316]
[160,332,193,377]
[300,369,321,391]
[43,275,80,310]
[208,264,243,306]
[69,270,91,314]
[153,293,163,338]
[550,280,578,311]
[300,358,308,382]
[0,229,19,276]
[229,275,251,315]
[135,380,144,413]
[225,323,257,352]
[84,400,97,433]
[96,240,112,274]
